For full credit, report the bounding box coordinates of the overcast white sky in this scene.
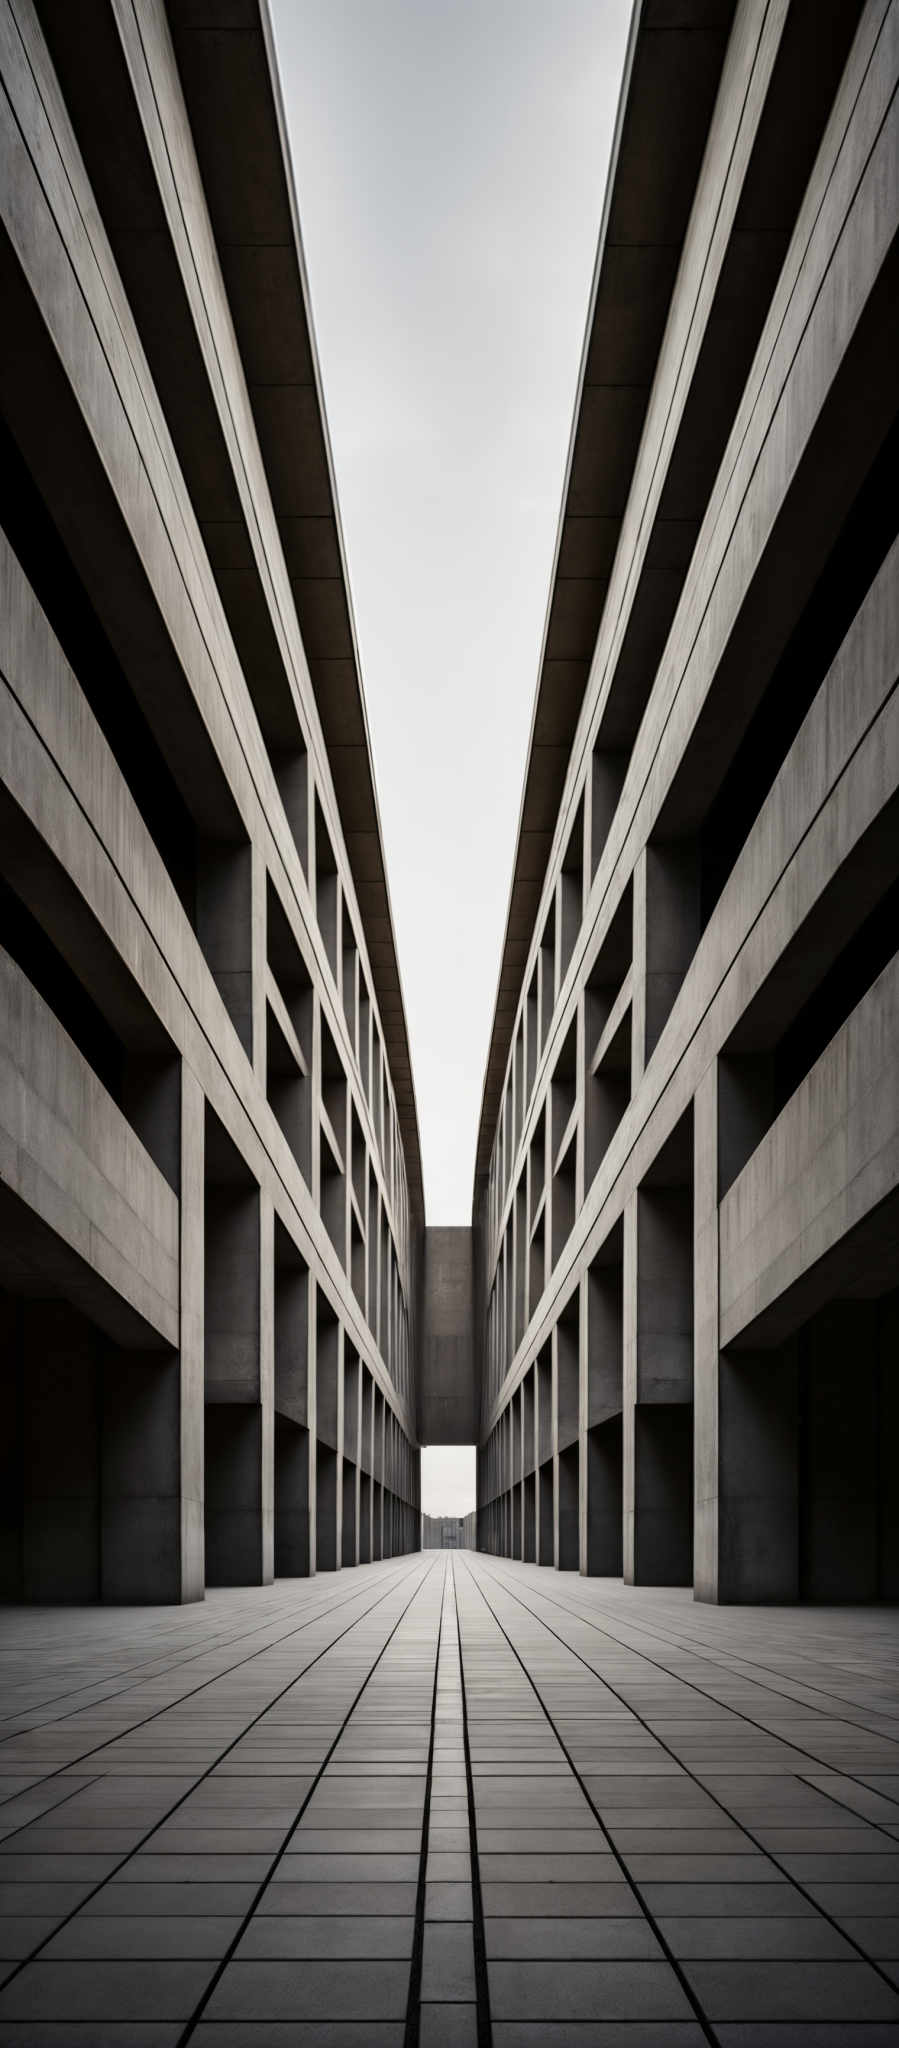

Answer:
[271,0,630,1512]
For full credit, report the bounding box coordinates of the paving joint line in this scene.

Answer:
[531,1581,899,1741]
[458,1554,718,2044]
[0,1561,412,1799]
[0,1558,424,1989]
[403,1559,446,2048]
[175,1553,439,2046]
[454,1558,494,2048]
[0,1565,407,1741]
[494,1562,899,1832]
[479,1556,899,2001]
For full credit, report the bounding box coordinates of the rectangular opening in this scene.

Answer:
[587,1417,622,1576]
[514,1178,527,1350]
[586,996,631,1191]
[350,1105,366,1213]
[0,868,180,1192]
[320,1015,347,1269]
[341,1457,357,1566]
[273,741,309,882]
[558,1441,579,1570]
[341,900,357,1052]
[526,967,539,1101]
[539,901,556,1050]
[267,879,313,1061]
[559,795,584,986]
[274,1413,310,1578]
[273,1225,310,1563]
[591,749,627,881]
[315,1295,340,1452]
[359,1468,372,1562]
[632,1111,694,1587]
[523,1470,536,1562]
[642,838,700,1066]
[536,1341,552,1468]
[538,1458,554,1565]
[550,1018,578,1271]
[358,977,371,1095]
[350,1211,365,1311]
[274,1219,308,1429]
[343,1346,360,1465]
[700,422,899,934]
[719,867,899,1198]
[587,1221,623,1428]
[314,796,339,980]
[315,1439,337,1572]
[266,999,310,1186]
[556,1294,579,1454]
[367,1173,379,1331]
[522,1368,535,1478]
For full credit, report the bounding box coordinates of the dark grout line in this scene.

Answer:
[0,1560,413,1813]
[526,1572,899,1742]
[0,1564,407,1739]
[403,1560,446,2048]
[494,1560,899,1836]
[458,1554,718,2045]
[477,1555,899,2002]
[0,1557,424,1992]
[175,1553,439,2046]
[454,1559,494,2048]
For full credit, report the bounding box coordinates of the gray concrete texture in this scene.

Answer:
[0,0,420,1604]
[0,0,896,1633]
[475,0,899,1610]
[0,1557,897,2044]
[2,0,899,2034]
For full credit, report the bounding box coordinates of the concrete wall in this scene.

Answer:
[475,0,899,1602]
[0,0,421,1600]
[419,1226,478,1445]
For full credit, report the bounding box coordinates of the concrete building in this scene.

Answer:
[0,0,423,1601]
[473,0,899,1603]
[1,0,898,1623]
[1,6,898,2037]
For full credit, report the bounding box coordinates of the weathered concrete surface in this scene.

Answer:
[419,1227,478,1445]
[476,0,899,1604]
[0,0,420,1601]
[0,1557,897,2039]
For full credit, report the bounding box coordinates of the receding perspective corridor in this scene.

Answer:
[0,1555,897,2045]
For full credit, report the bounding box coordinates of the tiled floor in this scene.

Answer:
[0,1555,897,2046]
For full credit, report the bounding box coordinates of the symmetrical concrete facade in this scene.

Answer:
[474,0,899,1601]
[1,0,898,1620]
[0,0,422,1602]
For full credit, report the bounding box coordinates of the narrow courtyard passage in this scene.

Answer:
[0,1556,897,2045]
